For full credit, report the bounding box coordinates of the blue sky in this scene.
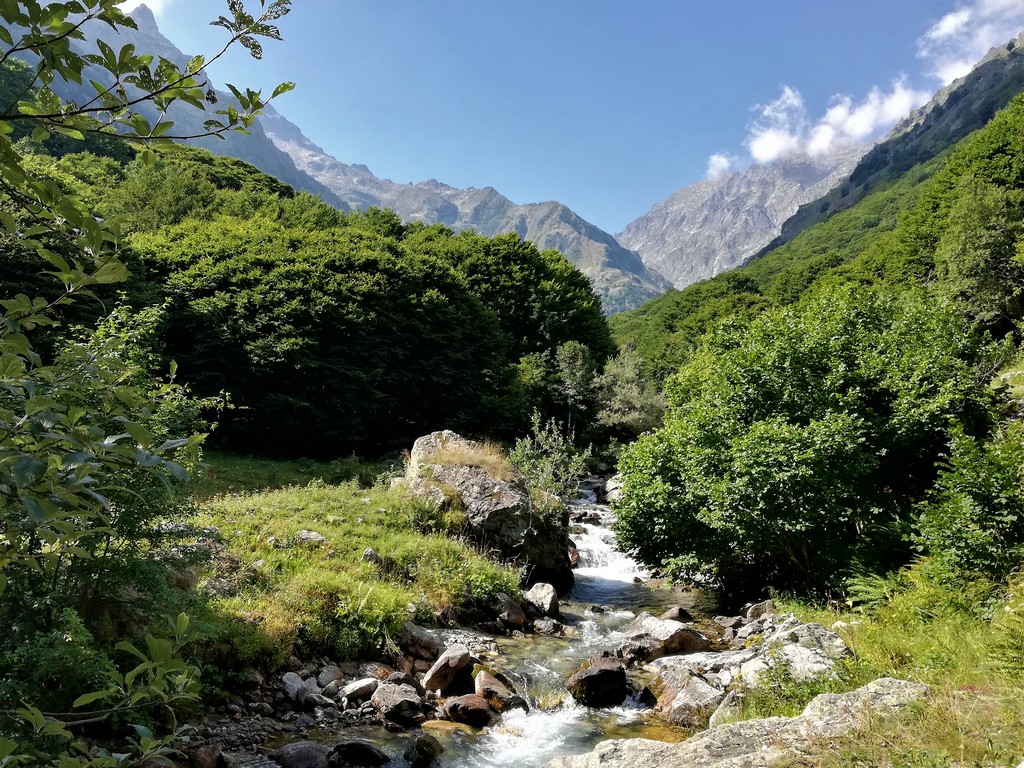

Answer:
[126,0,1024,233]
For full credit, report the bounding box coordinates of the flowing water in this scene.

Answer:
[313,499,716,766]
[431,501,717,767]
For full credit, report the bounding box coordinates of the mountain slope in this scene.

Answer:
[616,148,864,289]
[762,30,1024,255]
[260,111,670,313]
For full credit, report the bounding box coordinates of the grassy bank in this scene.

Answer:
[187,453,519,676]
[749,566,1024,765]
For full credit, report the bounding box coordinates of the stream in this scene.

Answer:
[322,499,718,767]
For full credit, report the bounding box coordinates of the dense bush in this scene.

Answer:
[616,285,1001,592]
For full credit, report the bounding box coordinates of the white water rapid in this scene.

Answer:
[442,500,693,768]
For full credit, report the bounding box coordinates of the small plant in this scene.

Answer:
[510,413,592,500]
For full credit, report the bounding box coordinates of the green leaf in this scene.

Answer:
[12,457,46,486]
[72,688,117,708]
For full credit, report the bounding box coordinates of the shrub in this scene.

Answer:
[510,413,592,500]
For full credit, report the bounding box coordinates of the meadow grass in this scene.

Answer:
[188,456,519,672]
[764,565,1024,766]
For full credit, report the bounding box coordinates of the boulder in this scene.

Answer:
[369,682,423,726]
[566,655,627,708]
[298,677,322,706]
[267,743,328,768]
[189,745,227,768]
[400,621,443,661]
[405,431,573,593]
[708,689,743,728]
[443,694,493,728]
[340,677,379,702]
[326,740,391,768]
[421,643,473,695]
[618,612,710,663]
[534,618,564,635]
[475,669,527,713]
[403,733,444,768]
[317,665,345,688]
[659,606,693,623]
[544,678,928,768]
[644,668,725,727]
[281,671,305,702]
[745,599,777,620]
[496,593,526,629]
[523,583,559,617]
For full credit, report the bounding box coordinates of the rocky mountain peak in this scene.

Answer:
[617,144,866,290]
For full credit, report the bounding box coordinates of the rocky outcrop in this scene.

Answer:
[421,643,474,695]
[545,677,928,767]
[404,431,574,593]
[617,612,710,663]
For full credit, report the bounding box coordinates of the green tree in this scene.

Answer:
[594,346,665,441]
[616,285,1000,592]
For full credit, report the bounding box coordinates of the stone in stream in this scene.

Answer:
[617,612,710,663]
[523,582,559,617]
[643,667,725,727]
[475,668,528,712]
[421,643,475,695]
[281,671,305,702]
[317,665,345,688]
[658,606,693,623]
[326,740,391,767]
[496,593,527,629]
[369,682,423,725]
[443,694,493,728]
[565,654,627,708]
[403,733,444,768]
[544,678,929,768]
[267,742,328,768]
[339,677,378,703]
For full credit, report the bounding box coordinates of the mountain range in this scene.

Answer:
[73,8,1024,316]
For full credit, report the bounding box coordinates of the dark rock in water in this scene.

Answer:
[386,670,425,695]
[533,618,564,636]
[496,593,526,629]
[444,694,493,728]
[327,740,391,767]
[369,683,423,726]
[659,606,693,623]
[403,733,444,767]
[267,742,328,768]
[565,654,627,708]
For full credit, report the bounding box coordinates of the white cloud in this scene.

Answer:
[119,0,174,14]
[918,0,1024,84]
[731,79,930,166]
[705,153,739,178]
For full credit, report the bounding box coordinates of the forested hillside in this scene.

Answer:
[3,132,615,455]
[615,92,1024,592]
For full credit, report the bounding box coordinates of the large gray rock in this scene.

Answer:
[475,669,526,713]
[405,432,573,593]
[545,677,928,767]
[281,672,304,702]
[618,612,710,663]
[327,740,391,767]
[643,668,724,727]
[340,677,379,703]
[523,583,559,617]
[566,655,627,708]
[421,643,473,695]
[739,619,851,685]
[369,683,423,726]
